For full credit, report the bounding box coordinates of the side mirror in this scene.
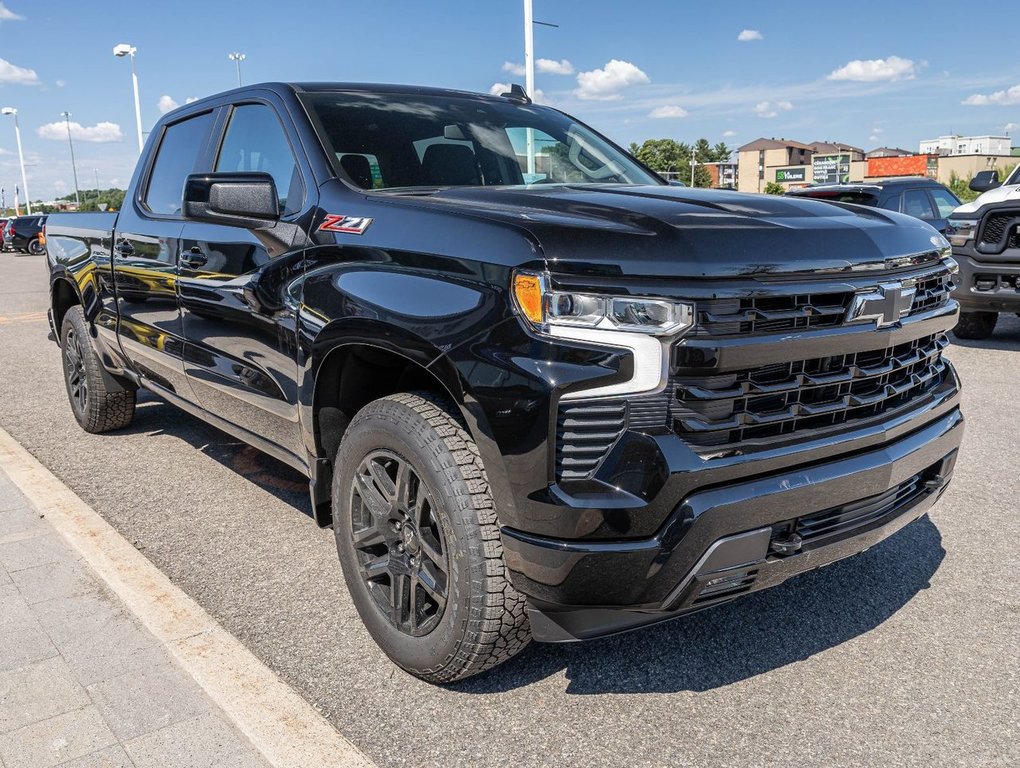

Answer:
[969,170,1001,193]
[183,172,280,228]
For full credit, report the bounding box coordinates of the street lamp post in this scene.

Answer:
[93,168,100,208]
[228,52,246,87]
[1,107,31,214]
[60,111,81,208]
[523,1,535,176]
[113,44,144,155]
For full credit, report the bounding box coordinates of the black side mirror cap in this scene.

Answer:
[183,172,280,228]
[969,170,1001,193]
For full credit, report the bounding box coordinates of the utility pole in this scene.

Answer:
[60,111,81,208]
[523,0,535,177]
[690,146,697,187]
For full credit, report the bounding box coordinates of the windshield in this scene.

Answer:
[300,91,661,191]
[1006,165,1020,186]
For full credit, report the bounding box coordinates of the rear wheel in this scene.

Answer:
[953,310,998,340]
[27,237,45,256]
[332,391,530,683]
[60,306,136,433]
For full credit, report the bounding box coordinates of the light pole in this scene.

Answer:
[523,1,535,176]
[113,44,144,155]
[1,107,31,214]
[690,146,697,187]
[60,111,81,208]
[228,52,246,87]
[93,168,100,208]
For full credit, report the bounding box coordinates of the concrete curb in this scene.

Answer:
[0,426,375,768]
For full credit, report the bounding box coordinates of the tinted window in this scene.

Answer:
[302,92,660,189]
[929,188,960,218]
[880,193,902,212]
[144,112,214,216]
[215,104,302,215]
[903,189,935,219]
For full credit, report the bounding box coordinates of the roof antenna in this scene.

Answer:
[501,83,532,104]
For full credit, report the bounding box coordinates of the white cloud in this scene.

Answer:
[55,79,66,88]
[0,58,39,85]
[722,130,737,137]
[648,105,688,119]
[737,29,763,42]
[489,82,512,96]
[157,95,179,114]
[753,99,793,118]
[574,59,649,100]
[502,61,525,76]
[37,120,124,143]
[869,134,880,142]
[962,84,1020,106]
[537,58,574,75]
[1005,122,1019,132]
[827,55,917,82]
[185,96,198,104]
[0,3,24,21]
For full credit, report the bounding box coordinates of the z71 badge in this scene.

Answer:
[319,214,373,234]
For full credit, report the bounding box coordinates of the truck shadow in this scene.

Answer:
[116,391,946,697]
[455,514,944,695]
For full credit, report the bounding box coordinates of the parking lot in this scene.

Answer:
[1,250,1017,767]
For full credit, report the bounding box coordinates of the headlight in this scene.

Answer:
[947,218,977,247]
[512,271,695,336]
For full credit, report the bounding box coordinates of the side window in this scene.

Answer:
[215,104,302,216]
[143,111,214,216]
[903,189,936,220]
[880,193,902,212]
[929,188,960,218]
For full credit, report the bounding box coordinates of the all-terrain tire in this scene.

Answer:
[332,391,531,683]
[953,310,998,340]
[60,306,136,433]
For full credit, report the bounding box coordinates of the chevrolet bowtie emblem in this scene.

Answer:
[846,282,917,328]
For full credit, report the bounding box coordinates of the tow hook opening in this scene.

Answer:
[769,532,803,556]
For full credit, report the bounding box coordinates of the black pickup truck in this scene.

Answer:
[46,82,963,683]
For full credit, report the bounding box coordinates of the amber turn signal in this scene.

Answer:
[513,272,545,325]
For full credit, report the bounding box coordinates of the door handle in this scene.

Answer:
[179,247,208,269]
[113,241,135,258]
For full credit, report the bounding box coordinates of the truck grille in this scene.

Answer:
[977,211,1020,255]
[673,332,949,448]
[695,270,953,337]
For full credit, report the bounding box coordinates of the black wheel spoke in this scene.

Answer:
[390,572,410,626]
[351,525,386,548]
[354,469,390,519]
[419,536,446,573]
[361,552,390,581]
[417,561,446,606]
[367,458,397,502]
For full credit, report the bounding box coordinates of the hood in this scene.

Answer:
[385,184,947,279]
[952,183,1020,215]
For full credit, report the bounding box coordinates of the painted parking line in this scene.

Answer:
[0,425,375,768]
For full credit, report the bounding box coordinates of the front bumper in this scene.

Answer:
[504,406,962,642]
[952,253,1020,312]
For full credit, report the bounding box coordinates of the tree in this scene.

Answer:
[763,181,786,195]
[630,138,713,186]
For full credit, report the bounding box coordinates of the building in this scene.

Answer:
[807,141,865,161]
[736,138,814,193]
[704,161,737,189]
[919,135,1012,156]
[866,147,913,159]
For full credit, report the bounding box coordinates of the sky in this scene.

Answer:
[1,0,1018,201]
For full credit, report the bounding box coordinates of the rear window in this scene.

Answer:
[796,191,879,206]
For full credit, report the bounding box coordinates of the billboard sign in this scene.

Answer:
[813,154,851,184]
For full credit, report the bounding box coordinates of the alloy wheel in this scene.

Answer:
[350,450,449,637]
[63,328,88,415]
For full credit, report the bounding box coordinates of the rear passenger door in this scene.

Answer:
[113,110,215,398]
[177,101,312,458]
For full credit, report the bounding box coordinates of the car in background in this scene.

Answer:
[786,178,960,235]
[4,214,47,255]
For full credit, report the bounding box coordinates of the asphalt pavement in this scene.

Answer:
[1,251,1017,767]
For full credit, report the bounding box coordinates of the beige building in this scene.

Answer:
[736,138,813,193]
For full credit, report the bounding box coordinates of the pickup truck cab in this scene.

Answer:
[46,82,963,682]
[946,165,1020,338]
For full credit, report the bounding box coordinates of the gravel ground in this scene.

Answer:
[1,252,1017,767]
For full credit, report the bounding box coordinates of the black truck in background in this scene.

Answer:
[946,165,1020,338]
[45,83,963,682]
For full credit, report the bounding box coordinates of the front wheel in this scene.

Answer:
[953,310,998,340]
[332,392,531,683]
[60,306,136,433]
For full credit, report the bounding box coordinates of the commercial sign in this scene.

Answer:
[775,167,806,182]
[813,154,851,184]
